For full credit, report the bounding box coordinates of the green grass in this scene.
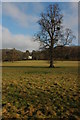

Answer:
[2,60,80,119]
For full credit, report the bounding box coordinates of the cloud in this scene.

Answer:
[2,2,39,28]
[62,3,78,29]
[62,2,78,45]
[2,26,40,51]
[0,5,2,19]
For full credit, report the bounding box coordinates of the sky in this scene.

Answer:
[0,1,78,51]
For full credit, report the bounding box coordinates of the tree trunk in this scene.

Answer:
[49,39,54,68]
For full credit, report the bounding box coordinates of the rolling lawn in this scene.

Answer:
[2,61,80,119]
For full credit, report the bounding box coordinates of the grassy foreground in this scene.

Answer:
[2,61,80,119]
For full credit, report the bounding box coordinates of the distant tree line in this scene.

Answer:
[32,46,80,61]
[1,46,80,62]
[2,48,30,62]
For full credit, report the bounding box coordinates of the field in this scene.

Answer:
[2,61,80,119]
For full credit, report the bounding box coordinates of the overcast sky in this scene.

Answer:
[0,1,78,51]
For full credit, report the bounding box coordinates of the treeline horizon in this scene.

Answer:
[1,46,80,61]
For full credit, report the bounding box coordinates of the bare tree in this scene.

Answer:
[56,28,76,47]
[35,4,63,67]
[63,28,76,45]
[35,4,76,68]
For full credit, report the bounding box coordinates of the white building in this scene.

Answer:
[28,56,32,60]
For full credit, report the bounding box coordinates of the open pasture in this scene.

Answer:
[2,61,80,119]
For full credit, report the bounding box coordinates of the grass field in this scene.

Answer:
[2,61,80,119]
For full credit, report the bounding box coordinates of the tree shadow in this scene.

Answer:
[2,66,62,69]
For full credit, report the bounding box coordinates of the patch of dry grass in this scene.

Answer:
[2,61,80,119]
